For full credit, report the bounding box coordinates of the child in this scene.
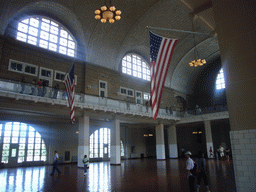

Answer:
[82,155,89,175]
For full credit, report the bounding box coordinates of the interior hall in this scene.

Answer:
[0,0,255,192]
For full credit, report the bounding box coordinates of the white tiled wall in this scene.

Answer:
[230,129,256,192]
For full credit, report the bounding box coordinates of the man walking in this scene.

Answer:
[185,151,196,192]
[50,151,61,176]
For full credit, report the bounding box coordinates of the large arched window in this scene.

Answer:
[89,128,124,159]
[216,68,225,90]
[16,16,76,57]
[0,122,47,164]
[122,54,150,81]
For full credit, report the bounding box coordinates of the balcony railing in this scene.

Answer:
[0,79,181,120]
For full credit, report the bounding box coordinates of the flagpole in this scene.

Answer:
[147,26,210,36]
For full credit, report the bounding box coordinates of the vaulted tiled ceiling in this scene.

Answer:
[0,0,219,95]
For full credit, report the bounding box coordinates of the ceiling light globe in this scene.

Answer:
[202,59,206,64]
[115,15,121,20]
[95,15,101,20]
[102,10,114,19]
[109,19,115,23]
[115,10,121,15]
[189,63,193,66]
[95,10,101,15]
[101,5,107,11]
[101,18,107,23]
[110,6,116,11]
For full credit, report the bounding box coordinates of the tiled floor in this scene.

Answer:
[0,158,236,192]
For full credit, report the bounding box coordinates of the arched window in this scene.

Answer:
[216,68,225,90]
[0,122,47,164]
[89,128,124,159]
[122,54,150,81]
[16,16,76,57]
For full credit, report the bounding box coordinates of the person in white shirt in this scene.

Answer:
[185,151,196,192]
[82,155,89,176]
[50,151,61,176]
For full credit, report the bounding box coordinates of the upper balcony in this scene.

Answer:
[0,78,181,124]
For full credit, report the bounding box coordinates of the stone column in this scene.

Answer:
[110,117,121,165]
[167,125,178,158]
[77,116,89,167]
[212,1,256,191]
[156,123,165,160]
[204,121,214,158]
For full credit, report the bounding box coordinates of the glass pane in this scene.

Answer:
[11,149,17,157]
[28,144,34,149]
[18,23,28,33]
[42,18,50,23]
[39,40,48,49]
[2,150,9,156]
[27,156,33,161]
[35,138,41,143]
[41,156,46,161]
[28,138,34,143]
[60,29,68,38]
[41,150,47,155]
[4,131,11,137]
[35,144,41,149]
[12,131,19,137]
[30,18,39,28]
[21,19,29,24]
[28,26,38,36]
[19,150,25,156]
[12,137,18,144]
[59,46,67,54]
[20,124,27,130]
[19,144,25,150]
[5,123,12,131]
[29,131,34,137]
[68,41,75,49]
[49,34,58,43]
[50,26,58,35]
[35,150,40,155]
[67,49,75,57]
[3,137,10,143]
[28,35,37,45]
[41,22,50,32]
[59,38,67,46]
[49,43,57,51]
[3,144,9,150]
[34,156,40,161]
[19,138,26,143]
[27,150,33,156]
[17,32,27,42]
[1,157,8,164]
[42,144,46,149]
[18,157,24,163]
[40,31,49,40]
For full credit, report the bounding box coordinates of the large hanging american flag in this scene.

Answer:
[64,64,76,124]
[150,32,178,120]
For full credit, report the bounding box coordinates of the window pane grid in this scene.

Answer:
[0,122,47,164]
[16,16,76,57]
[122,54,150,81]
[216,68,225,90]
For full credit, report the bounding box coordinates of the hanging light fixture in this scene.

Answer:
[189,18,206,67]
[95,0,121,24]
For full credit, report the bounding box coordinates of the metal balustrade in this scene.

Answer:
[0,79,181,120]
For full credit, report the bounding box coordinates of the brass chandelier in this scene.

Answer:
[95,0,121,24]
[189,18,206,67]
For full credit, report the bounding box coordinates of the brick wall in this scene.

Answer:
[230,129,256,192]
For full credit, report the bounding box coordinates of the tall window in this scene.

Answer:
[89,128,124,159]
[216,68,225,90]
[16,16,76,57]
[0,122,47,164]
[122,54,150,81]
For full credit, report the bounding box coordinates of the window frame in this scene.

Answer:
[121,53,150,81]
[16,15,77,58]
[8,59,38,77]
[39,67,53,87]
[120,87,134,97]
[99,80,108,97]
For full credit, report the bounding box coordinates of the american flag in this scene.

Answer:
[64,64,75,124]
[150,32,177,120]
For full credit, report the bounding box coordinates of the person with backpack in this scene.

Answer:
[196,151,210,192]
[82,155,89,176]
[185,151,196,192]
